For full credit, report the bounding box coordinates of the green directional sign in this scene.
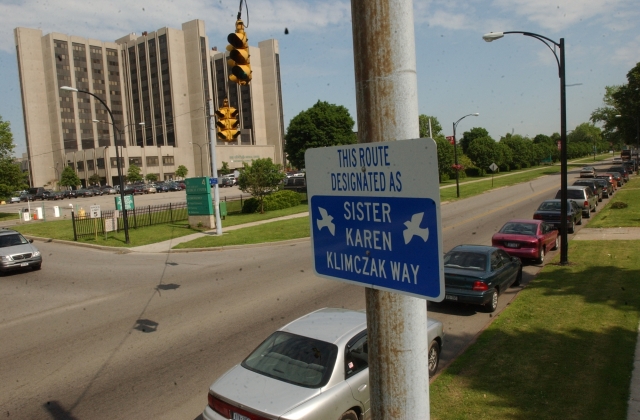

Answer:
[115,195,135,211]
[185,177,211,195]
[187,193,213,215]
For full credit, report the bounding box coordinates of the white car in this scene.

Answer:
[203,308,444,420]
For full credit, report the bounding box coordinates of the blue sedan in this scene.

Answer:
[443,245,522,312]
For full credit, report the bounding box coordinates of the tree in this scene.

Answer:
[433,136,454,181]
[284,100,356,170]
[237,158,286,213]
[220,161,231,175]
[175,165,188,179]
[88,173,101,186]
[460,127,489,154]
[466,136,498,175]
[0,116,27,199]
[127,164,143,183]
[145,173,158,182]
[419,115,444,139]
[60,166,81,189]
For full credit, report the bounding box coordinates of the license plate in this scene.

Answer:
[232,412,251,420]
[445,295,458,301]
[504,242,519,248]
[20,262,29,267]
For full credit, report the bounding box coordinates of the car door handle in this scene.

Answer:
[358,384,367,392]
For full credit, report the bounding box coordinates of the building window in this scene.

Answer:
[146,156,159,167]
[129,157,142,166]
[97,158,105,169]
[162,156,174,165]
[110,157,124,168]
[77,161,85,171]
[87,160,95,170]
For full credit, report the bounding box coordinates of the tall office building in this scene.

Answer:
[14,20,284,188]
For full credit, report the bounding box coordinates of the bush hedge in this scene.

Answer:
[241,190,303,213]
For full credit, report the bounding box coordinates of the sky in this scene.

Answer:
[0,0,639,157]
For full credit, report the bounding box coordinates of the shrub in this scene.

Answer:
[610,202,628,209]
[242,197,260,213]
[264,190,302,211]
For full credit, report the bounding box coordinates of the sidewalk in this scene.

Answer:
[128,211,309,253]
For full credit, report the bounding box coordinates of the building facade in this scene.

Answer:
[14,20,284,188]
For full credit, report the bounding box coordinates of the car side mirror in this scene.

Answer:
[29,239,34,243]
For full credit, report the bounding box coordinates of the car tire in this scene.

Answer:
[552,236,559,251]
[340,410,358,420]
[585,211,590,219]
[485,290,498,313]
[537,248,545,264]
[513,268,522,287]
[428,340,440,377]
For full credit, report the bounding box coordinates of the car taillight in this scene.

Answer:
[472,281,488,291]
[208,393,270,420]
[533,214,541,220]
[584,200,589,208]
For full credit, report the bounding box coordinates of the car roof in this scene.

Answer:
[450,244,498,254]
[0,228,20,237]
[279,308,366,345]
[503,219,541,225]
[566,185,589,190]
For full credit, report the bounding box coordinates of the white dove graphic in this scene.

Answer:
[403,212,429,244]
[317,207,335,236]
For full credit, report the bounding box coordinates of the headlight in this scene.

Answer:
[1,256,12,262]
[32,251,40,257]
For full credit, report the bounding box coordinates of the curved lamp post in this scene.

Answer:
[189,141,208,177]
[452,113,479,198]
[483,31,569,265]
[62,86,131,243]
[49,164,60,190]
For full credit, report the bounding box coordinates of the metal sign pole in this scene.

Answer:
[351,0,430,418]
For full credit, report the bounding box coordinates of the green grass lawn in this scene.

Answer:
[431,240,640,420]
[0,212,19,222]
[174,216,310,248]
[587,177,640,228]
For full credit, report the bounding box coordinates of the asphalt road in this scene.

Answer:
[0,161,618,419]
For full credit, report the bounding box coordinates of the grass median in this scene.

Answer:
[430,240,640,419]
[587,176,640,228]
[0,212,19,222]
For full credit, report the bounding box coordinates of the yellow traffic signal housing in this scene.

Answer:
[226,19,252,85]
[215,98,241,141]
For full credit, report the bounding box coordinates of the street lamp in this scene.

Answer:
[49,164,60,190]
[483,30,569,265]
[452,113,479,198]
[189,142,208,177]
[62,85,131,243]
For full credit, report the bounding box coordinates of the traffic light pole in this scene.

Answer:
[351,0,431,418]
[208,100,223,235]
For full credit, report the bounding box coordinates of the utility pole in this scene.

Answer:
[351,0,431,418]
[208,99,223,235]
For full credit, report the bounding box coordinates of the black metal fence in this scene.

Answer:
[72,202,188,240]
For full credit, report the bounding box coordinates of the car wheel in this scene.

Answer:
[537,247,545,264]
[513,268,522,287]
[428,340,440,377]
[585,211,590,219]
[340,410,358,420]
[485,290,498,313]
[552,236,559,251]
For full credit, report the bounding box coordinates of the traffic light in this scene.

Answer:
[226,19,252,85]
[215,98,240,142]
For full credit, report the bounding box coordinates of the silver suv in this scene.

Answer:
[0,229,42,273]
[555,186,597,218]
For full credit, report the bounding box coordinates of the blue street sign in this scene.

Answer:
[305,138,444,301]
[210,177,218,185]
[310,195,441,299]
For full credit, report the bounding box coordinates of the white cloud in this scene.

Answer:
[0,0,351,53]
[612,35,640,66]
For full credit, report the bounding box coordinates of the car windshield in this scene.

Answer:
[565,190,584,199]
[444,251,486,271]
[499,222,537,236]
[0,234,29,248]
[539,201,561,211]
[242,331,338,388]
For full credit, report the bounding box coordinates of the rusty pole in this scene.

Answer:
[351,0,430,418]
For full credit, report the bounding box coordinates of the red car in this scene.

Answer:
[491,219,559,265]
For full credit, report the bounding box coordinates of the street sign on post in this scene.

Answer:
[89,205,101,218]
[305,138,444,301]
[115,195,135,211]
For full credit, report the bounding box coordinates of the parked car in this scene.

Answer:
[155,183,169,193]
[218,177,234,187]
[101,186,116,195]
[283,176,307,193]
[592,177,613,198]
[572,179,603,202]
[89,187,104,196]
[20,193,34,202]
[623,161,636,175]
[10,192,22,203]
[124,185,145,195]
[443,245,522,312]
[0,228,42,273]
[221,174,237,186]
[176,182,186,190]
[533,199,582,233]
[165,182,182,191]
[34,190,53,200]
[613,157,623,163]
[143,184,157,194]
[62,190,77,199]
[75,188,95,198]
[605,171,624,187]
[491,219,559,264]
[609,166,630,182]
[555,186,597,217]
[595,174,617,193]
[46,191,64,200]
[202,308,445,420]
[579,166,596,178]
